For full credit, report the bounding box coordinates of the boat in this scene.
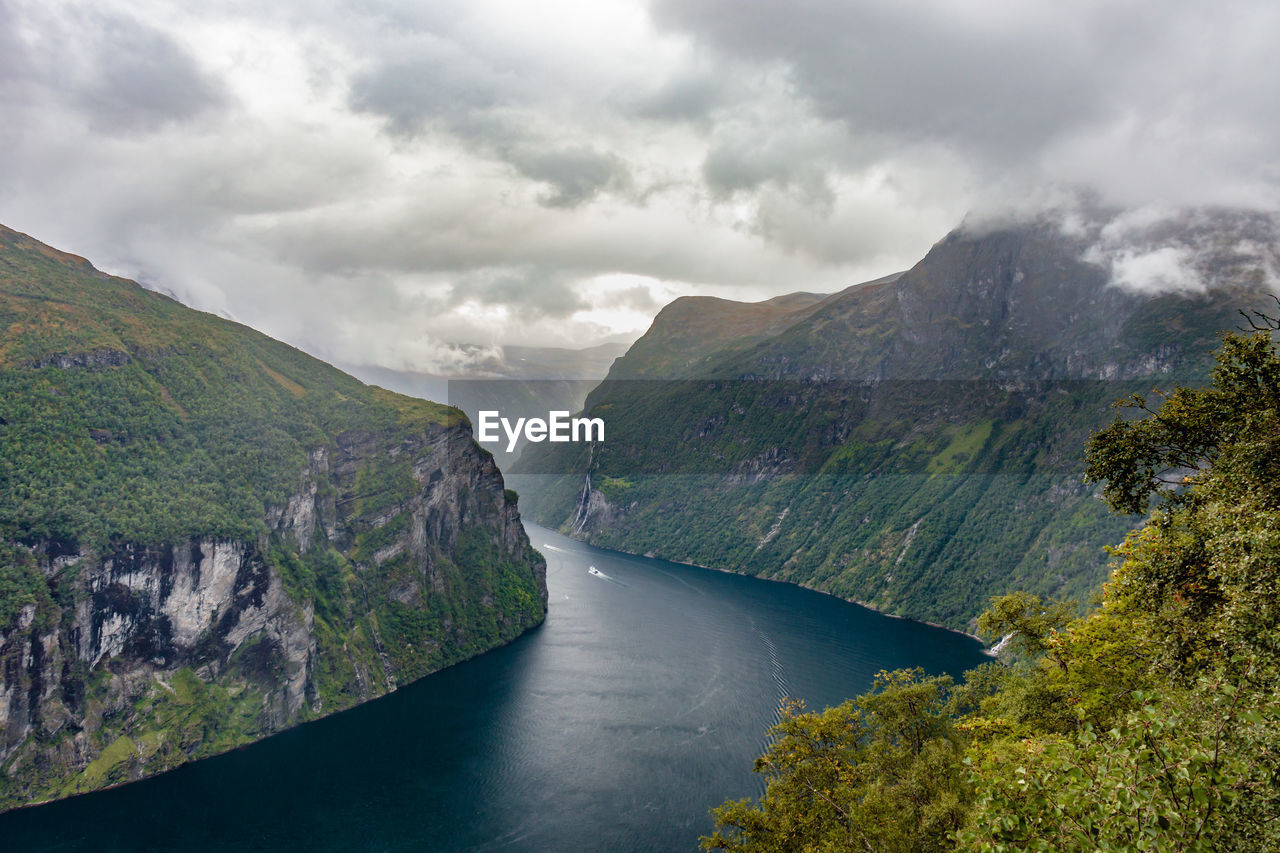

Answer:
[588,566,603,576]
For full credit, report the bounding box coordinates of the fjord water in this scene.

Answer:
[1,522,987,852]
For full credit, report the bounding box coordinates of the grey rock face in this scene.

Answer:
[0,420,545,807]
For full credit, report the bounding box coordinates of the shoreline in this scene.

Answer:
[531,522,989,647]
[698,564,988,645]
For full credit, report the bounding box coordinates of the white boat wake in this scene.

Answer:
[587,565,626,586]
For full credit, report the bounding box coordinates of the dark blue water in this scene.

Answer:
[0,522,988,851]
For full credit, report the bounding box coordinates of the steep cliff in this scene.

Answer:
[0,225,547,810]
[514,208,1278,629]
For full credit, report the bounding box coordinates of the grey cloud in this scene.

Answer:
[348,39,516,137]
[702,135,832,204]
[74,9,226,131]
[351,43,628,208]
[330,0,471,37]
[6,0,1277,375]
[2,3,225,133]
[703,142,777,196]
[612,284,664,312]
[650,0,1103,161]
[451,267,587,318]
[0,0,950,372]
[250,178,870,291]
[1079,207,1280,295]
[650,0,1280,207]
[507,146,630,208]
[975,199,1280,295]
[0,3,24,80]
[629,70,725,123]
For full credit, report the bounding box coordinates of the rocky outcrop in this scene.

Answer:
[30,349,131,370]
[1,539,314,764]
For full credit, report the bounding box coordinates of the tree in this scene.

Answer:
[976,591,1075,672]
[1086,329,1280,677]
[702,670,968,853]
[958,687,1279,852]
[1085,330,1280,515]
[959,327,1280,849]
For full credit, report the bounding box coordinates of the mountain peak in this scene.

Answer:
[730,208,1278,382]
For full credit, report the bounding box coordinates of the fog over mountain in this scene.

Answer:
[1,0,1277,374]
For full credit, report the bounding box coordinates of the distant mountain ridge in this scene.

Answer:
[607,287,842,379]
[343,342,629,472]
[513,207,1280,630]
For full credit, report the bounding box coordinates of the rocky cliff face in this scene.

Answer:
[0,224,547,811]
[0,415,545,810]
[1,416,545,809]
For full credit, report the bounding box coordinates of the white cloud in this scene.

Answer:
[1078,205,1280,296]
[1104,247,1203,295]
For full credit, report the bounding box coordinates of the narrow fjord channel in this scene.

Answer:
[0,522,988,852]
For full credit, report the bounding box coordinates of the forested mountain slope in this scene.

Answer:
[0,225,547,810]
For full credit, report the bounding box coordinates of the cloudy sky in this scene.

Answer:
[2,0,1277,372]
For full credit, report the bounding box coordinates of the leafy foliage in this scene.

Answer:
[1085,331,1280,515]
[0,542,53,629]
[975,592,1075,670]
[706,329,1280,851]
[960,682,1280,852]
[703,671,969,853]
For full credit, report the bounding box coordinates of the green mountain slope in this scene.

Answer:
[513,209,1278,630]
[0,225,546,810]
